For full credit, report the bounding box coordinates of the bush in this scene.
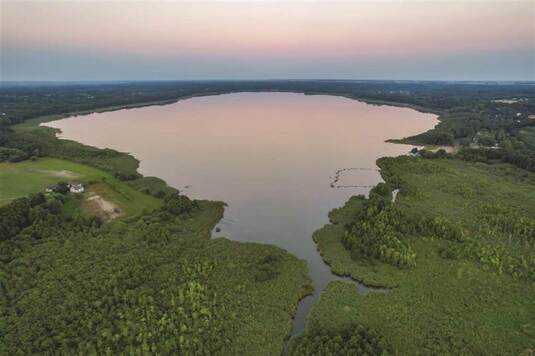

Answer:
[291,324,392,356]
[369,182,392,199]
[253,254,280,281]
[0,146,28,162]
[342,198,416,268]
[161,193,197,216]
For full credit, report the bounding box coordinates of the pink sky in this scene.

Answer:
[1,1,533,80]
[4,1,532,56]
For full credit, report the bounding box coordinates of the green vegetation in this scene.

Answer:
[342,198,417,269]
[289,282,392,356]
[3,81,535,173]
[1,191,311,354]
[128,176,177,198]
[313,156,535,354]
[0,158,161,218]
[4,125,141,179]
[518,126,535,150]
[0,83,316,354]
[0,146,27,162]
[2,81,535,354]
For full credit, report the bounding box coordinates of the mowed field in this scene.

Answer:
[0,158,162,218]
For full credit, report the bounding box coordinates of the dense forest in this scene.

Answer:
[313,156,535,354]
[290,324,392,356]
[1,191,311,354]
[2,80,534,126]
[1,80,535,354]
[341,167,535,280]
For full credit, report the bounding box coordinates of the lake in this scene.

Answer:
[45,92,438,336]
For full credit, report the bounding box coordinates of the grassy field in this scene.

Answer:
[0,157,161,217]
[7,122,141,178]
[519,126,535,150]
[311,157,535,354]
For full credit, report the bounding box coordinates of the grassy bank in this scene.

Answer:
[0,158,161,217]
[308,157,535,354]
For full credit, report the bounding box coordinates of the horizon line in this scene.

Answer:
[1,79,534,85]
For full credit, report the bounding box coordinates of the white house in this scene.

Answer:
[69,183,85,193]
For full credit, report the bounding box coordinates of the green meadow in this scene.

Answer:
[0,158,161,217]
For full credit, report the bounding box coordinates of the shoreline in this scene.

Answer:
[16,90,440,352]
[17,89,443,135]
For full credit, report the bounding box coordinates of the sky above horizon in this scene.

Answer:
[1,0,533,81]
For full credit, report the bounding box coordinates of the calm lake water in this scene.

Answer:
[45,92,437,337]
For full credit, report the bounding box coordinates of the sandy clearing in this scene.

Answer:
[86,193,122,220]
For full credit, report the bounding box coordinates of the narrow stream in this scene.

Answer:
[284,255,388,347]
[281,187,400,352]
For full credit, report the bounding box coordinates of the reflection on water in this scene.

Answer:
[45,92,437,338]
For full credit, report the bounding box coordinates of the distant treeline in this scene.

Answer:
[1,81,534,125]
[2,80,535,173]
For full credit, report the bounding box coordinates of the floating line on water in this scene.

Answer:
[329,167,380,188]
[332,185,376,188]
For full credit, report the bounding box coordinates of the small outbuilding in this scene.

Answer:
[69,183,85,194]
